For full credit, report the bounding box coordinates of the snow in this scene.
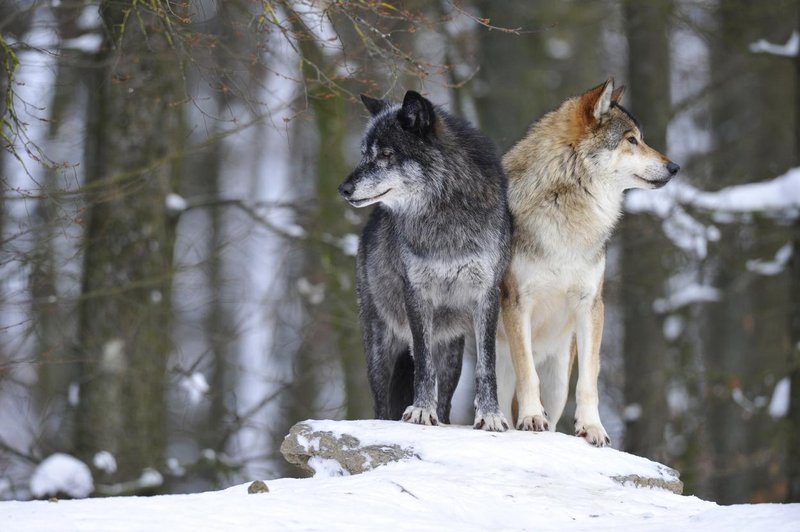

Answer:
[76,4,102,30]
[769,377,791,418]
[29,454,93,499]
[61,34,103,53]
[628,169,800,217]
[667,383,690,414]
[623,403,643,421]
[653,283,721,313]
[5,419,798,530]
[625,169,800,258]
[307,457,350,478]
[180,372,210,405]
[92,452,117,475]
[165,193,188,214]
[339,233,359,256]
[746,243,793,276]
[750,31,799,58]
[297,277,325,305]
[67,382,79,407]
[663,314,685,341]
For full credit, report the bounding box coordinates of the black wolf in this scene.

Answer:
[339,90,511,430]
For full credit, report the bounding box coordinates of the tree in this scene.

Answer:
[786,0,800,504]
[620,0,673,463]
[74,1,186,485]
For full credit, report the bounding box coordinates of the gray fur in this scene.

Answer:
[339,91,511,430]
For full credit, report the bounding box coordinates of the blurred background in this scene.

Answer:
[1,0,798,504]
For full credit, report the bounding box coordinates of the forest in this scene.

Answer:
[0,0,798,506]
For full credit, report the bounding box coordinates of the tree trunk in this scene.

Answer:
[281,9,370,430]
[704,1,796,503]
[787,0,800,503]
[621,0,673,461]
[75,1,184,484]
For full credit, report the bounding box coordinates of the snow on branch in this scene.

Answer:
[625,167,800,258]
[627,167,800,216]
[749,30,799,58]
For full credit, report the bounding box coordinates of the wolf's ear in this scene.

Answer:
[398,90,436,136]
[611,85,626,103]
[580,78,615,124]
[361,94,389,116]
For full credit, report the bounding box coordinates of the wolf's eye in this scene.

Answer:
[379,149,393,159]
[627,137,638,146]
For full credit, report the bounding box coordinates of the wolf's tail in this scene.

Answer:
[388,349,414,420]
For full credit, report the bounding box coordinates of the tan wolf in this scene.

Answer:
[496,78,679,446]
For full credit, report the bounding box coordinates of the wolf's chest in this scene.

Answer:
[513,251,604,311]
[405,253,495,305]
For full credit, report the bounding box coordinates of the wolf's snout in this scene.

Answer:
[666,161,680,176]
[339,181,355,198]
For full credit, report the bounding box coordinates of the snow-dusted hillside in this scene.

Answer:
[2,420,799,531]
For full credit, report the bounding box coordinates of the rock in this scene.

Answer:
[247,480,269,494]
[281,422,416,476]
[281,419,684,495]
[613,472,684,494]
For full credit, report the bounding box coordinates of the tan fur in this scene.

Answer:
[496,79,677,446]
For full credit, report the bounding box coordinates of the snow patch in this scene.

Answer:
[180,372,210,405]
[77,4,102,30]
[626,170,800,258]
[768,377,790,418]
[67,382,80,407]
[61,34,102,53]
[138,468,163,489]
[750,31,799,58]
[653,283,721,313]
[663,314,685,341]
[297,277,325,305]
[165,193,188,214]
[746,243,792,276]
[339,234,359,257]
[93,451,117,474]
[667,383,690,415]
[166,458,186,477]
[30,453,94,499]
[307,457,350,478]
[623,403,643,421]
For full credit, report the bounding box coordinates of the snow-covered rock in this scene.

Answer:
[282,420,684,493]
[3,420,799,531]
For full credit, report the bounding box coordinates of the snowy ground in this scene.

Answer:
[2,420,799,531]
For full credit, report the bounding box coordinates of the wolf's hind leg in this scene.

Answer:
[388,347,414,420]
[538,339,574,431]
[435,336,464,424]
[500,276,548,431]
[364,309,403,419]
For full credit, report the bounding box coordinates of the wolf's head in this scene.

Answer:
[339,90,438,210]
[574,78,679,190]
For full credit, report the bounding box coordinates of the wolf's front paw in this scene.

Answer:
[517,414,549,432]
[402,405,439,426]
[474,412,509,432]
[575,421,610,447]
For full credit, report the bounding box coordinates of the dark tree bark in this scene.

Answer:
[704,0,796,503]
[282,8,370,436]
[787,0,800,503]
[621,0,673,462]
[75,1,185,484]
